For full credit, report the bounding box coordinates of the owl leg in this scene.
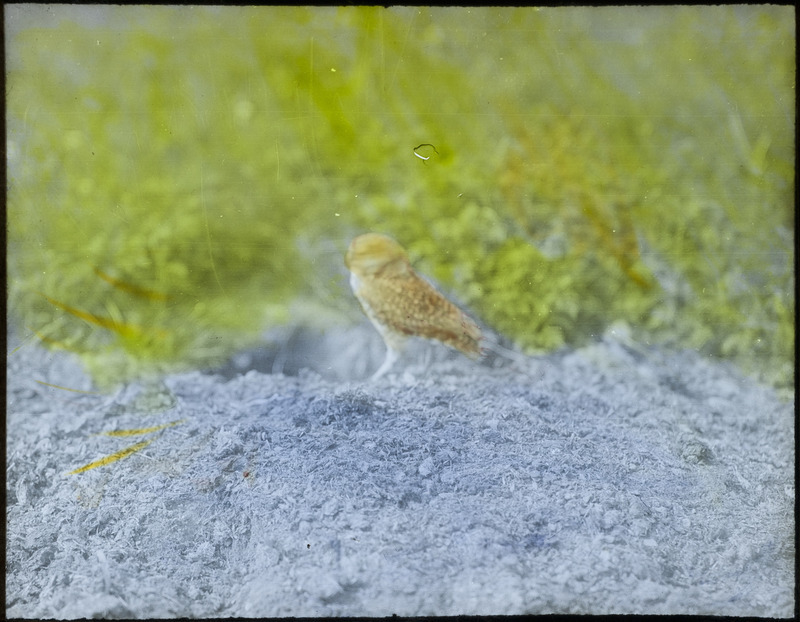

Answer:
[370,347,400,380]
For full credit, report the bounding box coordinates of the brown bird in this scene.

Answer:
[345,233,483,379]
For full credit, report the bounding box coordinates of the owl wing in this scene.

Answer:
[358,272,483,359]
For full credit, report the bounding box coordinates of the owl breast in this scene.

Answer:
[350,271,408,351]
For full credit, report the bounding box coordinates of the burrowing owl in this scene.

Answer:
[345,233,483,379]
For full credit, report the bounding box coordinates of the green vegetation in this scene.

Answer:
[7,6,794,389]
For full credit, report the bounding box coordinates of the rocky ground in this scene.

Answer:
[5,325,795,618]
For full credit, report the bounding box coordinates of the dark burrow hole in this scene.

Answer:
[201,328,325,380]
[200,325,514,382]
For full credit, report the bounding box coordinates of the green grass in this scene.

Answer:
[7,6,794,389]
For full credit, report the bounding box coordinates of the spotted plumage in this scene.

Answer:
[345,233,482,379]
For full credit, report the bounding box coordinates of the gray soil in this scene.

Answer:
[5,325,795,618]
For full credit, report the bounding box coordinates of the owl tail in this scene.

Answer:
[456,315,484,360]
[480,337,531,367]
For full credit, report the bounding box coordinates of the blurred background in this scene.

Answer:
[6,6,794,390]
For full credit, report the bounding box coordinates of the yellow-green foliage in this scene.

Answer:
[7,6,794,389]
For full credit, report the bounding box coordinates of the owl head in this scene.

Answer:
[345,233,411,278]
